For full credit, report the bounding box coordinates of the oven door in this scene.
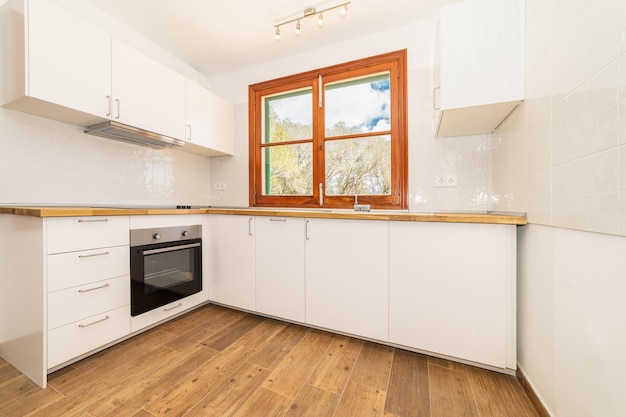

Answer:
[130,238,202,316]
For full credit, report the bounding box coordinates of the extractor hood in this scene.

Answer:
[84,121,185,148]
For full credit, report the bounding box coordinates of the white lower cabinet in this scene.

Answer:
[388,222,516,369]
[211,215,255,311]
[47,305,130,368]
[46,216,131,370]
[305,218,389,341]
[255,217,305,322]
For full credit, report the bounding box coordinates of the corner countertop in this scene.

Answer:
[0,206,527,225]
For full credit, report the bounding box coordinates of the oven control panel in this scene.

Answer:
[130,225,201,246]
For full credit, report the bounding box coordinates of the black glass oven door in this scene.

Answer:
[130,239,202,316]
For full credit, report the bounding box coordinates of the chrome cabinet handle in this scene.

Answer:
[79,315,110,328]
[269,218,287,222]
[433,86,440,110]
[106,95,111,117]
[78,251,109,259]
[78,218,109,223]
[115,98,120,119]
[305,219,310,240]
[164,302,182,312]
[187,124,192,141]
[78,283,110,293]
[248,217,254,236]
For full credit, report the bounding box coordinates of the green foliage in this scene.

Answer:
[264,110,391,196]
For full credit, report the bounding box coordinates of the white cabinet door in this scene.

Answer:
[389,222,516,369]
[212,215,255,311]
[112,39,186,140]
[436,0,524,137]
[255,216,305,322]
[182,79,234,156]
[3,0,111,126]
[305,218,388,341]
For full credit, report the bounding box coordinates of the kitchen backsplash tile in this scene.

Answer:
[494,0,626,238]
[0,108,212,207]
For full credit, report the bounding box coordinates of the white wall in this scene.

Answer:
[494,0,626,415]
[207,19,496,212]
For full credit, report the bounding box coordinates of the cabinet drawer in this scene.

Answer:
[130,291,206,332]
[46,216,129,254]
[47,305,130,369]
[47,245,129,292]
[48,275,130,330]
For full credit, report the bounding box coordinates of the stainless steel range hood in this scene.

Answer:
[84,121,185,148]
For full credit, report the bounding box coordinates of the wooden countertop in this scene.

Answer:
[0,206,527,225]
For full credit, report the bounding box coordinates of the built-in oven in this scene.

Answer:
[130,225,202,316]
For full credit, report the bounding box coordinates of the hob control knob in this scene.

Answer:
[153,233,161,240]
[182,230,189,237]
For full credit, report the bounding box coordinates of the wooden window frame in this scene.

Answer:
[248,49,408,210]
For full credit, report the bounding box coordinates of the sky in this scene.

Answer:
[269,75,391,134]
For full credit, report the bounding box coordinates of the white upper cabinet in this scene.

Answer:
[111,39,186,141]
[1,0,111,126]
[1,0,232,151]
[181,79,234,156]
[435,0,525,137]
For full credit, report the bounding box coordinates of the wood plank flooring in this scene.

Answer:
[0,304,540,417]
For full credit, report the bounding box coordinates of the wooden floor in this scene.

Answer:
[0,304,540,417]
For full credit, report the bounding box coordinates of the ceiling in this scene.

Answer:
[83,0,460,79]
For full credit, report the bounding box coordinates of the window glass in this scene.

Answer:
[262,143,313,195]
[325,135,391,196]
[265,88,312,143]
[325,73,390,137]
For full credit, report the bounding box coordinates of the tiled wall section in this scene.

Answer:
[494,0,626,237]
[0,108,212,206]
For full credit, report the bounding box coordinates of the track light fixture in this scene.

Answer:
[274,1,351,41]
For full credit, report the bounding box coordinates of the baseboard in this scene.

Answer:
[516,366,552,417]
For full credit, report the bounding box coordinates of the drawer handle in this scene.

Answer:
[78,283,110,293]
[269,218,287,222]
[78,251,110,259]
[78,218,109,223]
[78,315,110,328]
[164,302,183,312]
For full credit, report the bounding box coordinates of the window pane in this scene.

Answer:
[325,73,390,137]
[325,135,391,195]
[265,88,312,143]
[262,143,313,195]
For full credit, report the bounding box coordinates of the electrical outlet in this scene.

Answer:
[435,177,447,187]
[214,183,226,191]
[435,176,458,187]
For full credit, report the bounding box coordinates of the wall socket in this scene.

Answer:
[214,183,226,191]
[435,175,458,187]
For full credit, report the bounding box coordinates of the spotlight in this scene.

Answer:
[272,2,350,40]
